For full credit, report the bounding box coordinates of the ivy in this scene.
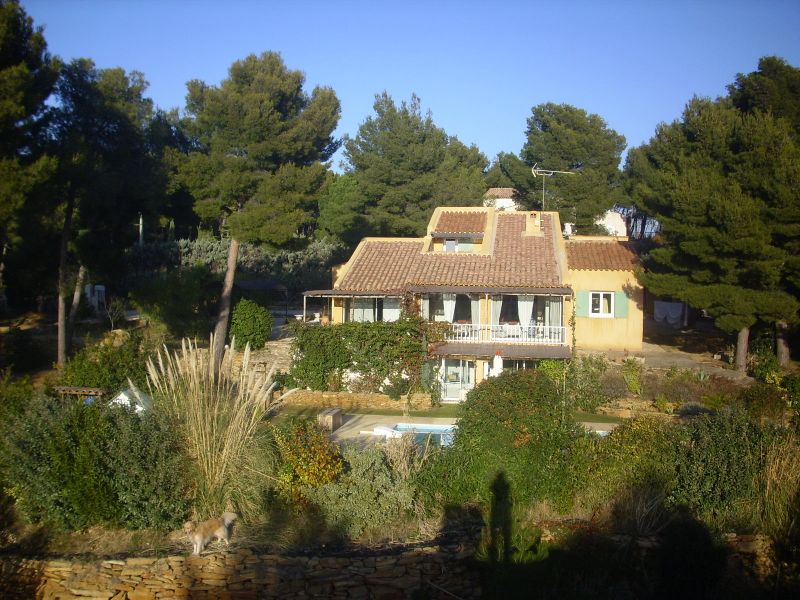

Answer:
[288,317,447,394]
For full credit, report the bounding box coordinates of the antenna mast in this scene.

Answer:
[531,163,575,211]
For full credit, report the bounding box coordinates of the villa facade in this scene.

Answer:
[305,206,642,402]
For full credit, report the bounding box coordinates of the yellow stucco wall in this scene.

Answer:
[565,269,643,351]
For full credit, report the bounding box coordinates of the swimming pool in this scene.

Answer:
[393,422,456,447]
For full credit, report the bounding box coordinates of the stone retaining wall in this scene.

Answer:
[0,541,479,600]
[285,391,433,412]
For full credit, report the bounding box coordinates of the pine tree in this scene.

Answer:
[174,52,340,370]
[521,103,626,231]
[627,97,799,370]
[344,93,487,236]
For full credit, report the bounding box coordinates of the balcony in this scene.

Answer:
[446,323,569,346]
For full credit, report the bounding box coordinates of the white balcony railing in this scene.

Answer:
[446,323,569,345]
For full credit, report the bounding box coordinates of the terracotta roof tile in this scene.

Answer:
[432,211,487,235]
[566,240,638,271]
[337,213,564,292]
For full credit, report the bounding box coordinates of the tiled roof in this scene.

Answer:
[337,213,564,292]
[432,211,487,235]
[566,240,638,271]
[484,187,516,199]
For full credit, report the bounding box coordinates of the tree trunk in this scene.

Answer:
[65,264,87,355]
[0,243,7,314]
[57,197,76,369]
[776,321,790,366]
[735,326,750,373]
[212,237,239,375]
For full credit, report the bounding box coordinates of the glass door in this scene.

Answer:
[441,358,475,402]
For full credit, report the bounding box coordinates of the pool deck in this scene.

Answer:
[329,413,617,445]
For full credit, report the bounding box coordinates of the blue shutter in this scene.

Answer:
[575,291,589,317]
[614,291,629,318]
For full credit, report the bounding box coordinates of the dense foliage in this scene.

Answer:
[129,266,219,339]
[419,370,583,510]
[521,103,626,230]
[124,237,346,295]
[58,333,150,394]
[627,86,800,369]
[307,445,416,537]
[229,298,273,349]
[273,420,344,504]
[1,396,190,530]
[172,51,341,367]
[289,318,446,394]
[343,93,487,237]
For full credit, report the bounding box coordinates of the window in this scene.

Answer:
[502,359,537,371]
[350,298,375,322]
[590,292,614,318]
[444,238,457,253]
[427,293,446,321]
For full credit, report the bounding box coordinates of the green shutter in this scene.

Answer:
[575,291,589,317]
[614,291,629,318]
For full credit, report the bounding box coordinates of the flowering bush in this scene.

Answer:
[273,420,344,503]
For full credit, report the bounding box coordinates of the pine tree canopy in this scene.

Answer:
[520,103,626,231]
[344,92,487,237]
[177,52,341,247]
[626,96,800,333]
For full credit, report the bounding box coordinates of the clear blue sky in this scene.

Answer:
[23,0,800,170]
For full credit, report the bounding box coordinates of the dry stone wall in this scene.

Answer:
[284,391,432,412]
[0,541,479,600]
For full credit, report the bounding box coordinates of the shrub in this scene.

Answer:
[306,445,416,538]
[737,382,789,423]
[670,407,766,529]
[538,355,611,412]
[273,420,344,504]
[568,355,611,410]
[59,333,149,395]
[621,358,643,396]
[0,327,48,372]
[418,370,582,511]
[129,266,219,339]
[579,416,682,514]
[0,369,34,422]
[1,396,190,530]
[229,298,273,350]
[145,336,278,517]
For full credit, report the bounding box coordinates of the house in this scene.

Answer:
[304,206,642,402]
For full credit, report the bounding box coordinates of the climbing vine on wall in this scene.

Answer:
[288,318,448,394]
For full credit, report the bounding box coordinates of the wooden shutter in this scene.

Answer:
[575,291,589,317]
[614,291,629,318]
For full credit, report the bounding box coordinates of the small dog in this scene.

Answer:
[183,512,238,555]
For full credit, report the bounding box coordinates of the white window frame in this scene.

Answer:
[590,291,614,318]
[444,238,458,253]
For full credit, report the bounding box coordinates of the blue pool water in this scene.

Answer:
[393,423,456,447]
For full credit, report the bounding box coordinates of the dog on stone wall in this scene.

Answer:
[183,512,237,555]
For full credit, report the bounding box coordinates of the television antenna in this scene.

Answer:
[531,163,575,211]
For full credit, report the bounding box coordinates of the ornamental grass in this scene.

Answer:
[145,335,277,517]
